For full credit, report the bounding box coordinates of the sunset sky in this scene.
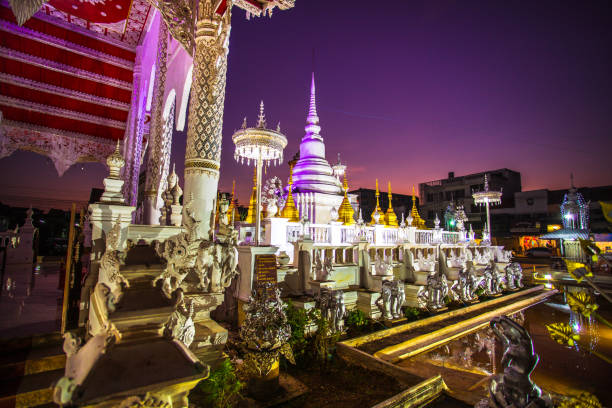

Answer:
[1,0,611,210]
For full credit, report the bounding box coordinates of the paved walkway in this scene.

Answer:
[0,262,62,339]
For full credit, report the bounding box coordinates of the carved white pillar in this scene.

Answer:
[309,192,315,222]
[121,46,143,206]
[182,3,232,238]
[144,22,170,225]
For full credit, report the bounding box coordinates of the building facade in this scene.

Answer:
[419,169,522,230]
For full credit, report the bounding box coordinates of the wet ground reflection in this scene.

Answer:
[410,292,612,405]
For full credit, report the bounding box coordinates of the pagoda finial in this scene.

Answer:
[307,72,318,125]
[106,139,125,179]
[256,100,266,128]
[304,73,322,139]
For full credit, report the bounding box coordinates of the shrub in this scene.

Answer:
[285,300,316,365]
[311,309,341,370]
[194,359,243,408]
[404,306,421,322]
[346,309,369,330]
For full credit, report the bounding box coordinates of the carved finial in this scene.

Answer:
[107,139,125,179]
[484,174,489,192]
[167,163,178,189]
[256,100,266,128]
[434,213,440,228]
[242,117,247,129]
[276,122,281,132]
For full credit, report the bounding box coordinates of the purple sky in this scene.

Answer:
[1,0,611,210]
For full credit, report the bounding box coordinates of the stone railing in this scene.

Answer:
[286,224,302,243]
[309,225,331,244]
[257,218,467,252]
[415,230,433,244]
[312,245,357,265]
[442,231,460,244]
[340,226,356,244]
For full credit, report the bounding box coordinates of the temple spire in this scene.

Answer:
[307,72,319,125]
[304,73,322,139]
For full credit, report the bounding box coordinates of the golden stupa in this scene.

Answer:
[245,168,257,223]
[281,159,300,222]
[410,186,427,229]
[385,181,399,227]
[370,179,385,225]
[226,180,236,221]
[338,174,355,225]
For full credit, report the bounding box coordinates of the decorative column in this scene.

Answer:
[144,21,170,225]
[182,3,232,239]
[121,46,143,206]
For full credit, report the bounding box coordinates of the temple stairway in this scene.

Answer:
[0,332,66,408]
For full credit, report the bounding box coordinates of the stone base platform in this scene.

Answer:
[403,284,424,309]
[356,290,382,319]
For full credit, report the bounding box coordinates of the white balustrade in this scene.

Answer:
[442,231,460,244]
[415,230,434,244]
[286,224,302,243]
[309,225,331,244]
[340,226,356,244]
